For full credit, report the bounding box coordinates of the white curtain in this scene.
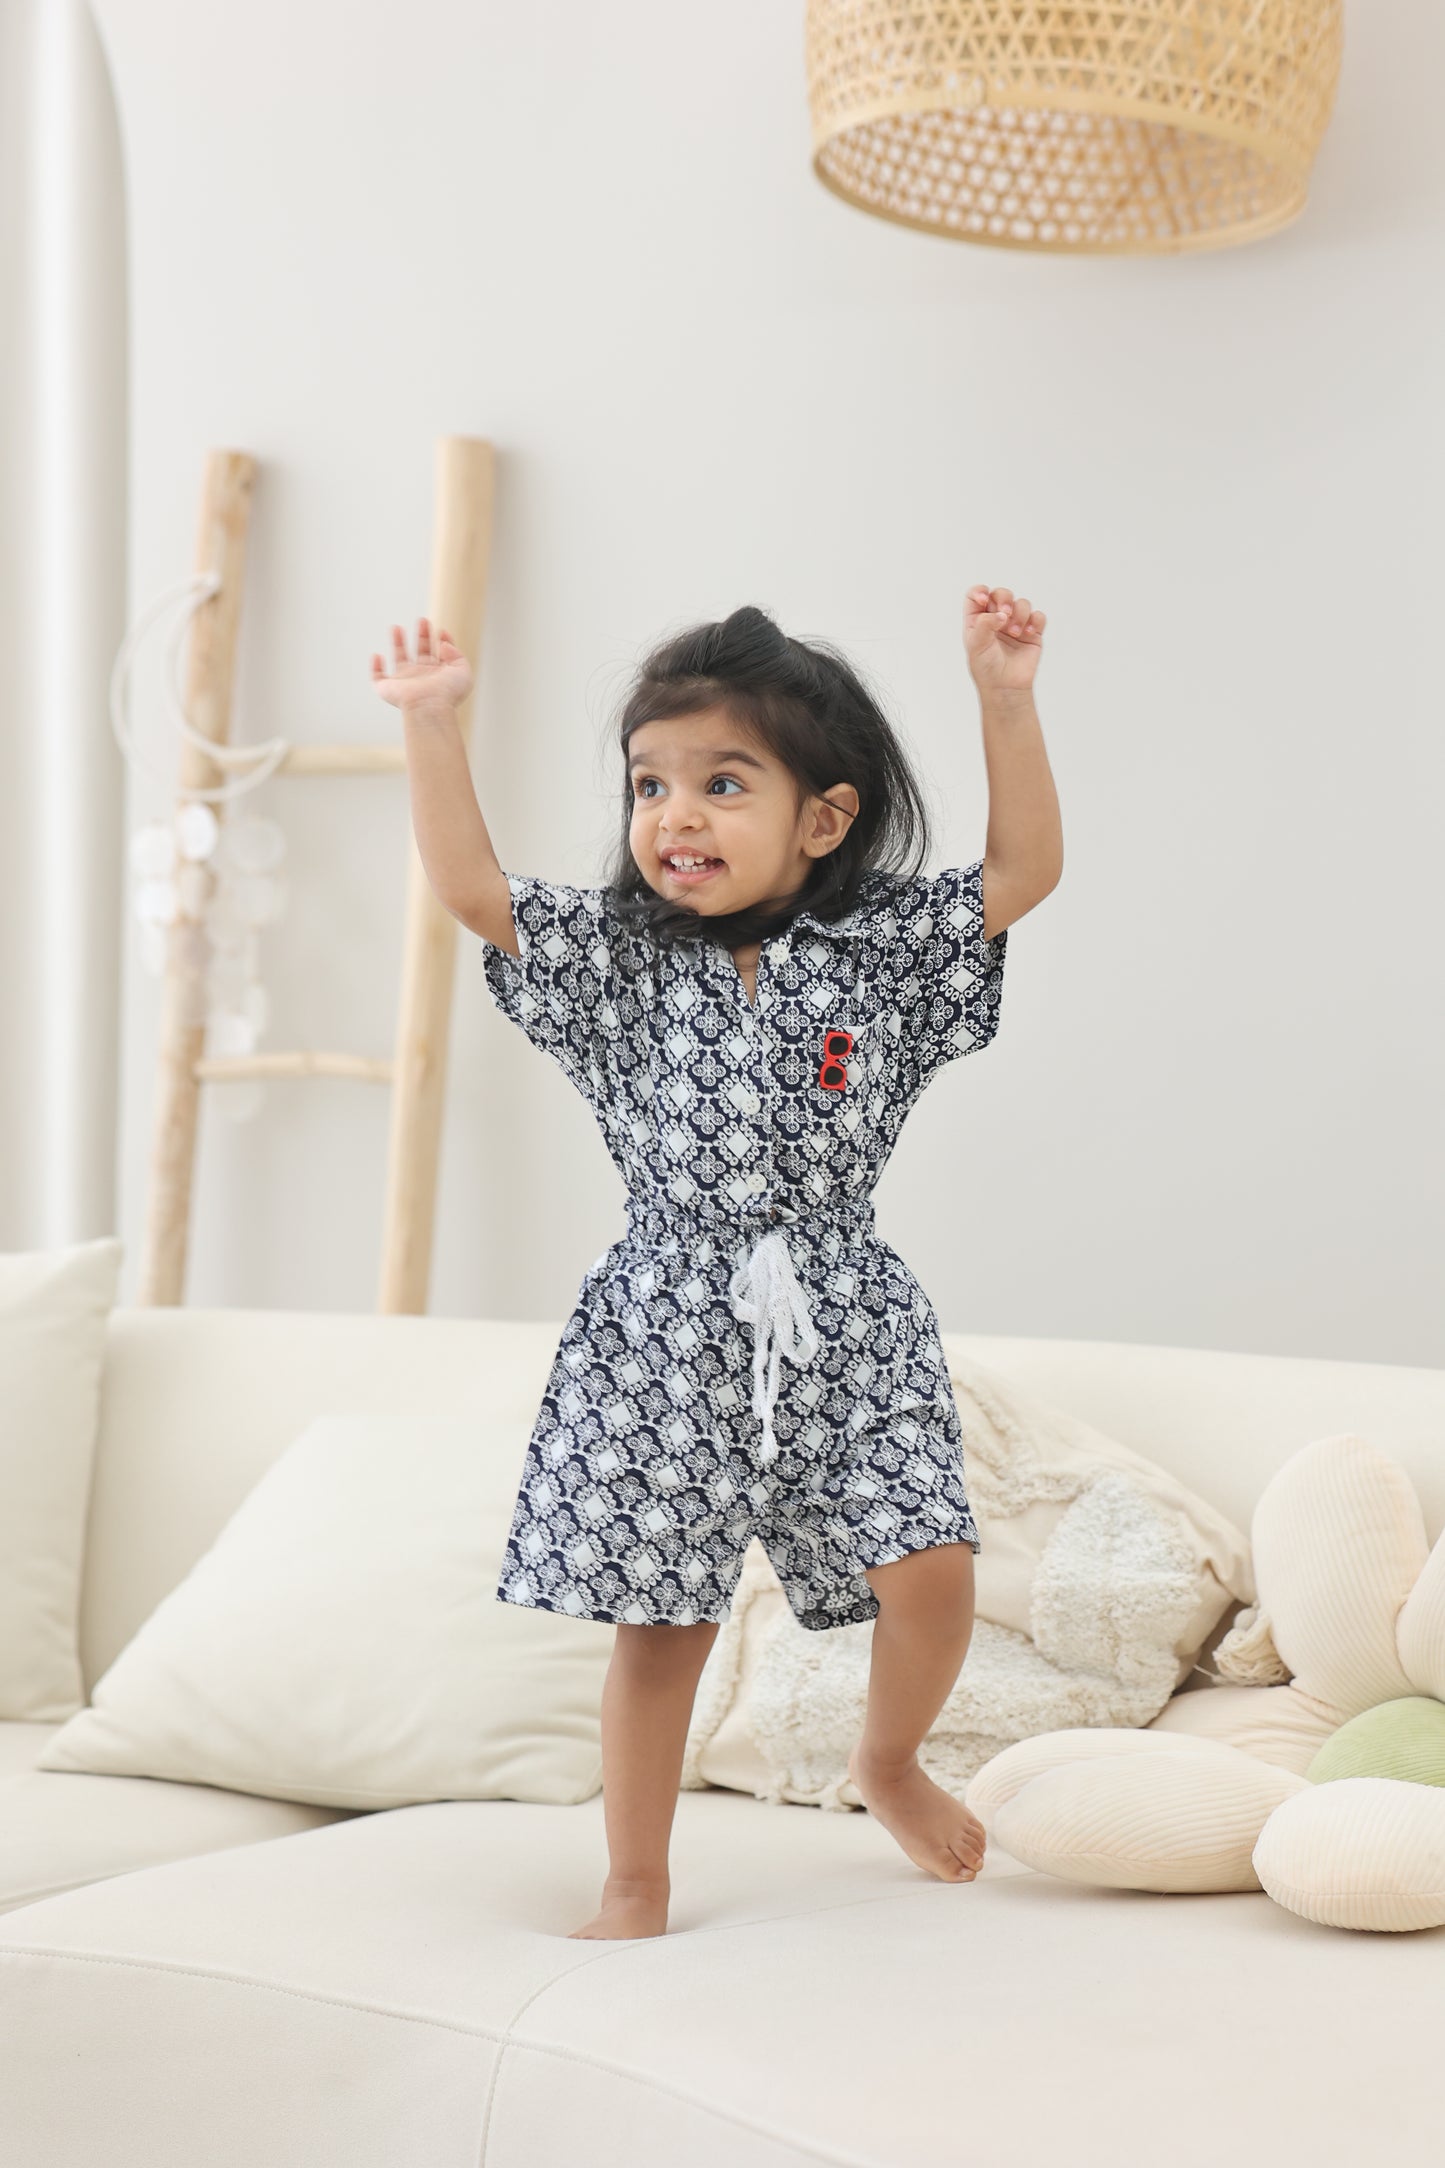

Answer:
[0,0,127,1248]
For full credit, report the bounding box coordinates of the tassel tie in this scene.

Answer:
[727,1226,821,1459]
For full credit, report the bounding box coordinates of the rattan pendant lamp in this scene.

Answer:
[805,1,1344,255]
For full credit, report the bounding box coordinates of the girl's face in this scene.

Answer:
[627,707,858,919]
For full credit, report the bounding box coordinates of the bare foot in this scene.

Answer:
[848,1744,986,1883]
[568,1876,670,1940]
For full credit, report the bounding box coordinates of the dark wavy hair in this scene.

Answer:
[602,605,934,951]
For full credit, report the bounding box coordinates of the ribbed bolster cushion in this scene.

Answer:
[1249,1435,1427,1717]
[966,1724,1274,1830]
[989,1738,1310,1893]
[1253,1776,1445,1932]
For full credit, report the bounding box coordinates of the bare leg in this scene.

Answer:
[846,1542,987,1883]
[570,1618,721,1940]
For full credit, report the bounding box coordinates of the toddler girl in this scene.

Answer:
[373,590,1062,1938]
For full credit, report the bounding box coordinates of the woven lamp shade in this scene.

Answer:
[806,1,1344,255]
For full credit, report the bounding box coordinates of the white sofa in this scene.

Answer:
[2,1304,1442,2167]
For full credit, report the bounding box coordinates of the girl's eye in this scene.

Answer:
[634,775,743,800]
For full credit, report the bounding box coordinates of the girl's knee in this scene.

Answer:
[866,1541,975,1622]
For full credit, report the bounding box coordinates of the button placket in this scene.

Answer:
[753,946,782,1220]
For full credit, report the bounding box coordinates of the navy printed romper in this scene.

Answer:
[479,860,1007,1633]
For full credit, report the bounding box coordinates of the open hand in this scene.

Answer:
[964,584,1046,695]
[370,617,475,713]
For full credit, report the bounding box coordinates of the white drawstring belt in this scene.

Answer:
[727,1227,821,1459]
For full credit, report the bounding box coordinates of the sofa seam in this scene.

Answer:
[492,2031,884,2168]
[0,1945,507,2044]
[0,1883,949,2048]
[475,1881,970,2164]
[0,1881,994,2162]
[3,1874,142,1911]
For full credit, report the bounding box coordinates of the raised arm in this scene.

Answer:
[372,617,518,953]
[963,583,1064,937]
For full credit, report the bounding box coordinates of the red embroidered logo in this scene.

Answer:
[818,1026,853,1091]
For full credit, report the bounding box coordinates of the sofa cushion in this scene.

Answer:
[0,1786,1432,2168]
[0,1722,62,1780]
[0,1769,349,1916]
[0,1238,122,1720]
[36,1412,611,1809]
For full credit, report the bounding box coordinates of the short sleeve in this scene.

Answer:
[887,859,1007,1088]
[477,873,623,1102]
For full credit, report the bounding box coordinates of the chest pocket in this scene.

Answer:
[768,934,888,1153]
[799,1016,884,1130]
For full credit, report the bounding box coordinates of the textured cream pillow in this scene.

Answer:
[684,1357,1254,1808]
[37,1412,611,1807]
[946,1354,1256,1687]
[0,1238,123,1721]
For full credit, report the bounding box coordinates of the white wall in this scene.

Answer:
[94,0,1444,1366]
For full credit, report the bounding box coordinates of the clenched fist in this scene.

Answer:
[964,584,1046,696]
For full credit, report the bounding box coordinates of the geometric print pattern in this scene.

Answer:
[479,859,1008,1631]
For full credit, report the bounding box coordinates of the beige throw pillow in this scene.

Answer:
[0,1238,123,1721]
[37,1412,612,1807]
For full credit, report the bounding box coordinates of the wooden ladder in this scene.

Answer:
[137,434,495,1312]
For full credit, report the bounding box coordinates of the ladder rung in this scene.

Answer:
[194,1052,396,1083]
[275,745,406,776]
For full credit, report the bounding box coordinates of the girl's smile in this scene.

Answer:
[660,853,726,886]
